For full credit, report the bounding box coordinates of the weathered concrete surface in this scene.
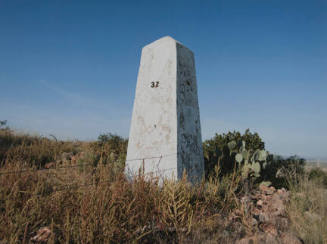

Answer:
[125,36,204,182]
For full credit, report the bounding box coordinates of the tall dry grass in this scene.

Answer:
[2,129,326,243]
[0,162,245,243]
[287,174,327,244]
[0,131,245,243]
[0,129,85,167]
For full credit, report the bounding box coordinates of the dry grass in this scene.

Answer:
[0,129,86,167]
[287,175,327,244]
[0,162,244,243]
[0,130,245,243]
[1,130,326,243]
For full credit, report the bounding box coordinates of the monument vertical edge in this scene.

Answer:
[176,42,204,182]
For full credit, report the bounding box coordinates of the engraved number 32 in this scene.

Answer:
[151,81,159,88]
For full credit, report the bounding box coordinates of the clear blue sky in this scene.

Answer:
[0,0,326,159]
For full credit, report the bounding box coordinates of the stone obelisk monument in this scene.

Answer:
[125,36,204,182]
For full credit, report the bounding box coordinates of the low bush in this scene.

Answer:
[203,129,265,177]
[259,155,306,189]
[203,129,306,189]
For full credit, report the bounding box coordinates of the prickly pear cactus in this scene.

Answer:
[233,141,269,180]
[235,153,243,164]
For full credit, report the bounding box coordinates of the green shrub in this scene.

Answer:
[203,129,265,177]
[260,155,305,189]
[203,129,306,189]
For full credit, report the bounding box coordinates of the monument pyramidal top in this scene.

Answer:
[142,36,194,54]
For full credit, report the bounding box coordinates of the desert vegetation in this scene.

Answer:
[0,121,326,243]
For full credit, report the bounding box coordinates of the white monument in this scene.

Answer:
[125,36,204,182]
